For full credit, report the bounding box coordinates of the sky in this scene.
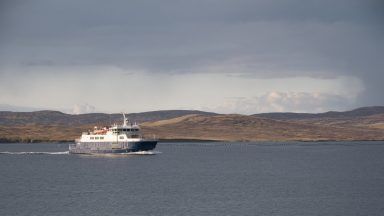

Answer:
[0,0,383,114]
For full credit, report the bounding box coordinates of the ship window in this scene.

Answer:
[100,137,104,140]
[95,137,99,140]
[119,136,124,139]
[90,137,94,140]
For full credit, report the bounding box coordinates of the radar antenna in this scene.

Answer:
[122,112,128,126]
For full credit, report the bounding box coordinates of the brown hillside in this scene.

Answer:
[141,114,384,141]
[0,107,383,142]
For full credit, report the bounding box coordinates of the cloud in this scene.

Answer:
[1,0,382,74]
[0,104,45,112]
[0,0,383,111]
[72,103,96,114]
[209,91,355,114]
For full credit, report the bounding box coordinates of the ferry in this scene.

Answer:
[69,114,157,154]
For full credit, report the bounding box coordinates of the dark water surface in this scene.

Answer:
[1,142,384,216]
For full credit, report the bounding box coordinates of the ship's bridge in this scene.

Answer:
[109,113,141,135]
[110,126,140,134]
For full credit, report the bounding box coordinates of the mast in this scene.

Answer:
[122,112,128,126]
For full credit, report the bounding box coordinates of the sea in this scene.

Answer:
[1,141,384,216]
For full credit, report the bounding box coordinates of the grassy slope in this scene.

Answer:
[0,107,383,142]
[141,114,384,141]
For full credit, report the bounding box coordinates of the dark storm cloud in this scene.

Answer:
[0,0,383,105]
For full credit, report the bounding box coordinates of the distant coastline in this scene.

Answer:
[4,137,384,144]
[1,138,384,144]
[1,106,384,143]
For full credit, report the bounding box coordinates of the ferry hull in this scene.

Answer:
[69,140,157,154]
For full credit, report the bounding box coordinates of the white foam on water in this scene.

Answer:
[0,151,160,156]
[77,150,161,158]
[0,151,69,155]
[121,150,161,155]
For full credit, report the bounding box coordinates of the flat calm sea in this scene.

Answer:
[1,141,384,216]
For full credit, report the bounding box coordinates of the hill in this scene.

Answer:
[0,110,217,126]
[0,107,383,142]
[253,106,384,120]
[141,113,384,141]
[0,110,216,142]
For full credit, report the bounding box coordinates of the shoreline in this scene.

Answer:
[1,138,383,144]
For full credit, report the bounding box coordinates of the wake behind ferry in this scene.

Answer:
[69,114,157,154]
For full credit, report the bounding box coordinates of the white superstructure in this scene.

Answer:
[78,114,146,143]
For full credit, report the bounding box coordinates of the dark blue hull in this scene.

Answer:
[69,140,157,154]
